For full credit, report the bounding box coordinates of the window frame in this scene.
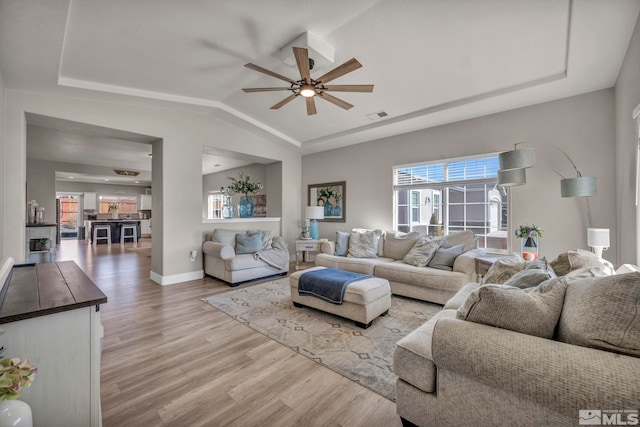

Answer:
[207,193,224,219]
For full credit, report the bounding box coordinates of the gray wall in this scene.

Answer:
[302,89,617,263]
[0,70,4,258]
[202,164,268,219]
[615,14,640,265]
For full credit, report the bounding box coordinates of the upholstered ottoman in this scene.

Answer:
[289,266,392,328]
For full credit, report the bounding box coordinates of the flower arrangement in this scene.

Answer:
[317,187,337,205]
[220,186,234,197]
[107,203,118,213]
[0,358,37,401]
[515,224,543,238]
[227,173,263,197]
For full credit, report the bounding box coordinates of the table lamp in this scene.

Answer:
[306,206,324,240]
[587,228,609,258]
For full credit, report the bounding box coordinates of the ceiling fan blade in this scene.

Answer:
[322,84,374,93]
[293,47,311,84]
[245,63,296,84]
[316,58,362,84]
[318,93,353,110]
[242,87,292,93]
[306,97,317,115]
[270,94,298,110]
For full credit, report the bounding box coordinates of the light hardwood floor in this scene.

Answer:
[55,239,402,427]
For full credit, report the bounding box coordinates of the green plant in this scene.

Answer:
[0,358,37,401]
[227,173,263,197]
[515,224,543,238]
[317,187,337,204]
[107,203,118,213]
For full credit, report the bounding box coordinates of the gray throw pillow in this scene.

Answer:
[248,229,273,251]
[481,256,524,284]
[403,237,441,267]
[427,244,465,271]
[383,231,420,259]
[335,231,350,256]
[556,272,640,357]
[502,268,555,289]
[456,278,567,339]
[235,232,263,254]
[212,228,239,246]
[347,229,382,258]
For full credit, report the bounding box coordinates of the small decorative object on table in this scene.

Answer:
[0,357,37,427]
[227,173,263,218]
[515,224,542,260]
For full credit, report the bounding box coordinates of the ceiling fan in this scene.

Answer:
[242,47,374,115]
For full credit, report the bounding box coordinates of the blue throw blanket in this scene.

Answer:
[298,268,373,305]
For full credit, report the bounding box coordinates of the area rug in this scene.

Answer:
[202,278,441,400]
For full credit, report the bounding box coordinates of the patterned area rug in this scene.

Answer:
[203,278,441,400]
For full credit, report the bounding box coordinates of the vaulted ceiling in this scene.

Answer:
[1,0,639,183]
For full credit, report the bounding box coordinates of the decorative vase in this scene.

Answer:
[112,211,119,219]
[323,201,333,217]
[222,196,234,219]
[332,204,342,217]
[521,234,539,261]
[0,400,33,427]
[238,196,254,218]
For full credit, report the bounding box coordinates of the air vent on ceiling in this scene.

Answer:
[366,111,388,120]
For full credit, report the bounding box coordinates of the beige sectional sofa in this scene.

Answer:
[315,230,481,304]
[203,229,289,285]
[393,256,640,426]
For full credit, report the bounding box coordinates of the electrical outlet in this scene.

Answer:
[190,250,197,262]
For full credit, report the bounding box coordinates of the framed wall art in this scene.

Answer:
[308,181,346,222]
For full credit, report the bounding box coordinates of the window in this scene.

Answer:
[207,194,224,219]
[394,154,508,249]
[98,196,137,213]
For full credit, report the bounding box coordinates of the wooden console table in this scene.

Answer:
[0,261,107,426]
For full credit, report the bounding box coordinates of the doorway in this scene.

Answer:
[57,193,80,239]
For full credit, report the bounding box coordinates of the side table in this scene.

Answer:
[295,239,328,270]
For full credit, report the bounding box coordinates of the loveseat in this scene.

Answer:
[203,229,289,285]
[393,253,640,426]
[315,229,481,304]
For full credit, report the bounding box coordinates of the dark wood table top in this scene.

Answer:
[0,261,107,324]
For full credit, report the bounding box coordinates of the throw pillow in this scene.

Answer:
[502,268,555,289]
[212,228,239,246]
[247,230,273,251]
[456,278,567,339]
[403,237,441,267]
[235,232,263,254]
[347,229,382,258]
[427,244,465,271]
[481,255,524,284]
[335,231,350,256]
[556,272,640,357]
[550,249,615,276]
[352,228,384,256]
[383,231,420,259]
[442,230,476,251]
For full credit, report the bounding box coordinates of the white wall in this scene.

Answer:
[0,69,4,258]
[302,89,617,263]
[615,15,640,265]
[4,90,301,284]
[202,164,268,219]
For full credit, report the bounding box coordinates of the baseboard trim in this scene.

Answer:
[150,269,204,286]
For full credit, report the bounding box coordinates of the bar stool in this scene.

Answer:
[93,225,111,246]
[120,224,138,244]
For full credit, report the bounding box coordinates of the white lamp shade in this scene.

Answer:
[498,147,535,171]
[306,206,324,220]
[497,169,526,187]
[561,176,596,197]
[587,228,610,247]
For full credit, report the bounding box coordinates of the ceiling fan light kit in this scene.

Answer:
[243,46,374,115]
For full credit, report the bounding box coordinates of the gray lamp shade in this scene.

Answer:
[560,176,596,197]
[497,168,526,187]
[499,147,535,171]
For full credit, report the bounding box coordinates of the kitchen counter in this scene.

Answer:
[86,220,141,243]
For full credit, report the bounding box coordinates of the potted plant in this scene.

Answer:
[0,357,37,427]
[107,203,119,219]
[227,173,263,218]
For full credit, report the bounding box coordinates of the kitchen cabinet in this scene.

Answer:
[84,192,97,210]
[140,219,151,236]
[139,194,152,210]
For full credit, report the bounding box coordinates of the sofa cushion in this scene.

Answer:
[556,272,640,357]
[351,228,384,256]
[235,232,263,254]
[427,244,465,271]
[249,229,273,250]
[225,253,269,270]
[393,309,457,393]
[375,260,469,292]
[315,253,393,276]
[481,255,525,284]
[403,237,441,267]
[502,267,555,289]
[550,249,615,276]
[456,279,567,339]
[383,231,420,259]
[213,228,241,246]
[443,282,481,310]
[348,229,382,258]
[442,230,476,251]
[335,231,350,256]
